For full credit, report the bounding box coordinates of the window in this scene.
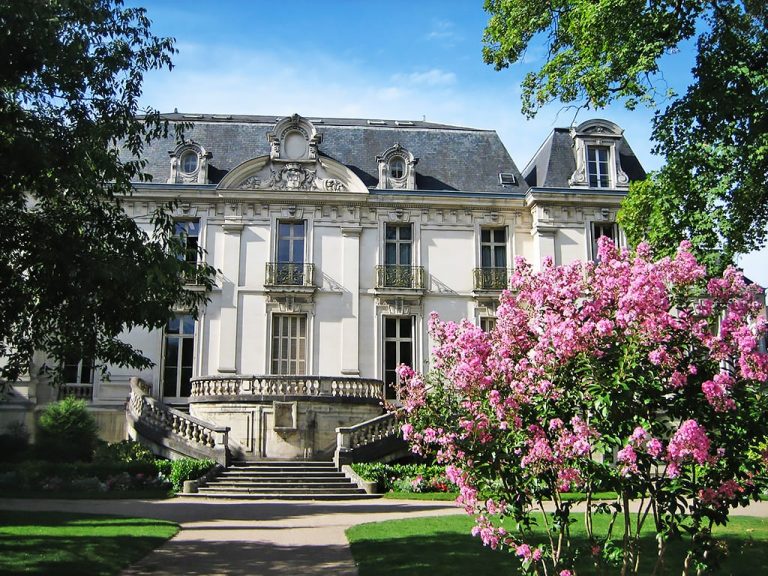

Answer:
[63,358,94,385]
[591,222,618,260]
[383,316,413,398]
[162,315,195,398]
[476,228,507,290]
[587,146,610,188]
[274,220,306,285]
[480,317,497,333]
[380,223,415,288]
[175,220,200,264]
[271,314,307,375]
[180,151,199,174]
[389,158,405,179]
[385,224,412,266]
[481,228,507,268]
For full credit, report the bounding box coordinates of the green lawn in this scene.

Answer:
[383,491,459,501]
[382,491,619,502]
[0,510,179,576]
[347,513,768,576]
[0,489,173,500]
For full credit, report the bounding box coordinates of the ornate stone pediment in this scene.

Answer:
[217,115,368,193]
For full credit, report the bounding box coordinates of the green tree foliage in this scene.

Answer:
[36,397,99,461]
[483,0,768,272]
[0,0,216,386]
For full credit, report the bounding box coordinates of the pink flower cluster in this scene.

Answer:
[520,417,597,491]
[701,372,736,412]
[666,420,714,477]
[617,426,664,476]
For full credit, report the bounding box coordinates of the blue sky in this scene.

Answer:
[133,1,766,285]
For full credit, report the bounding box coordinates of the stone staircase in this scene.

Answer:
[192,460,380,500]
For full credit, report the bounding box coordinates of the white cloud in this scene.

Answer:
[427,19,457,42]
[390,69,457,87]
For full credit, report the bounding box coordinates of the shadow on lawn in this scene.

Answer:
[349,530,768,576]
[0,535,170,576]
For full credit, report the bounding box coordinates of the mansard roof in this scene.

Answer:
[522,122,646,189]
[135,113,526,194]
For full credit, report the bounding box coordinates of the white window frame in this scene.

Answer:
[587,145,611,188]
[589,221,620,261]
[63,358,94,385]
[382,315,415,399]
[161,314,196,401]
[270,313,308,375]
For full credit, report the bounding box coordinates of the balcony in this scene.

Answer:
[473,267,511,291]
[265,262,315,287]
[375,265,425,290]
[58,383,94,401]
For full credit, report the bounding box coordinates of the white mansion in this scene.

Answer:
[2,114,646,463]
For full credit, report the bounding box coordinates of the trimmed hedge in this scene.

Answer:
[351,462,454,493]
[155,458,216,491]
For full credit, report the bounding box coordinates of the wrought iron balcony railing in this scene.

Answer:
[473,267,511,290]
[265,262,315,287]
[375,265,425,289]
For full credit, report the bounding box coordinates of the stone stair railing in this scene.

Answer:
[191,375,384,402]
[126,377,230,466]
[334,410,408,466]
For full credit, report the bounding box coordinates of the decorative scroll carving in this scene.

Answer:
[323,178,346,192]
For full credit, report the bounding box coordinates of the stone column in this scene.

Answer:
[340,226,362,375]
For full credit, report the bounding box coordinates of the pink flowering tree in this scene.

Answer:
[398,238,768,575]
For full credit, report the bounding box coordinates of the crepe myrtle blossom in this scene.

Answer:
[396,237,768,575]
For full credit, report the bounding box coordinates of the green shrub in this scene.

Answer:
[36,397,99,462]
[351,462,454,493]
[6,460,168,492]
[93,440,155,464]
[155,458,215,491]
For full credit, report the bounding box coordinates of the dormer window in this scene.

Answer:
[377,143,418,190]
[568,119,629,190]
[181,151,199,174]
[168,141,211,184]
[587,145,610,188]
[389,158,405,180]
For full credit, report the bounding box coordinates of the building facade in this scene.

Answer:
[1,114,646,460]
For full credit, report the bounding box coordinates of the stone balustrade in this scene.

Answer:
[190,375,384,402]
[57,383,94,401]
[334,410,407,465]
[127,378,230,465]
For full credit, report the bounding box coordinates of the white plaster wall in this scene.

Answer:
[422,228,475,294]
[557,226,588,266]
[239,293,268,374]
[240,224,269,288]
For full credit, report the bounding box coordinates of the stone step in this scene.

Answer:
[230,460,335,467]
[218,471,346,479]
[206,481,355,489]
[183,492,381,501]
[195,460,369,500]
[198,485,364,494]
